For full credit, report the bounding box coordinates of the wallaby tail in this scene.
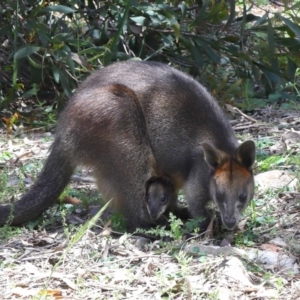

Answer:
[0,140,75,226]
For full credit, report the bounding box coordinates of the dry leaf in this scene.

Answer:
[260,243,279,252]
[38,289,63,299]
[61,196,82,205]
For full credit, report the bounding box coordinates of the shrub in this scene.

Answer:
[0,0,299,116]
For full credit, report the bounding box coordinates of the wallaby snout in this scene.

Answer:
[223,215,237,230]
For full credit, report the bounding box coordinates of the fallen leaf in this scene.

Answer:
[61,196,82,205]
[38,289,63,299]
[260,243,279,252]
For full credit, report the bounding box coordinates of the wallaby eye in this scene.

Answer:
[146,196,150,203]
[160,196,167,203]
[239,192,247,202]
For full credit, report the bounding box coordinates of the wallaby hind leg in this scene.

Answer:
[93,165,156,231]
[67,84,160,232]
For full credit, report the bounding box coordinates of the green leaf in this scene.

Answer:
[27,56,43,69]
[51,64,60,83]
[79,47,107,55]
[58,70,72,97]
[253,62,281,87]
[252,12,268,28]
[41,5,75,14]
[221,36,240,43]
[130,16,146,25]
[190,1,209,27]
[14,46,41,59]
[290,2,300,10]
[195,39,220,64]
[52,33,70,44]
[226,78,243,94]
[254,62,288,80]
[22,84,39,99]
[162,35,174,47]
[172,22,180,42]
[67,56,75,75]
[190,45,203,67]
[287,58,297,78]
[215,76,228,93]
[115,52,131,60]
[280,16,300,40]
[251,64,261,81]
[181,2,187,18]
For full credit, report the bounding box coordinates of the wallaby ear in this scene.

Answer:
[202,143,222,169]
[145,176,157,192]
[236,140,256,169]
[161,175,175,188]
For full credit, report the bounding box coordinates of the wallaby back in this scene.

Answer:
[0,61,255,231]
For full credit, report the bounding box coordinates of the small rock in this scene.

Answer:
[219,257,256,288]
[269,237,287,247]
[255,170,298,193]
[134,236,151,250]
[41,132,52,137]
[217,287,231,300]
[247,249,298,274]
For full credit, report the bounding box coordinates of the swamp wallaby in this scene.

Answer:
[145,175,189,221]
[0,61,255,231]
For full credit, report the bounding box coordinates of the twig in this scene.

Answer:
[232,106,258,123]
[71,175,96,183]
[180,231,211,251]
[267,0,286,7]
[233,123,266,130]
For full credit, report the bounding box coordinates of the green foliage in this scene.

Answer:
[110,212,127,231]
[0,225,24,240]
[258,155,288,172]
[184,216,205,233]
[259,151,300,172]
[169,212,184,240]
[135,224,172,239]
[136,213,205,240]
[1,0,300,117]
[135,212,186,240]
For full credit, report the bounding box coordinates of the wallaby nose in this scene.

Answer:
[150,212,160,220]
[224,216,237,230]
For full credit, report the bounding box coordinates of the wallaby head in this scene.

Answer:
[145,175,177,220]
[202,140,256,230]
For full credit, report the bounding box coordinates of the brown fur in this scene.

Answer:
[0,61,256,231]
